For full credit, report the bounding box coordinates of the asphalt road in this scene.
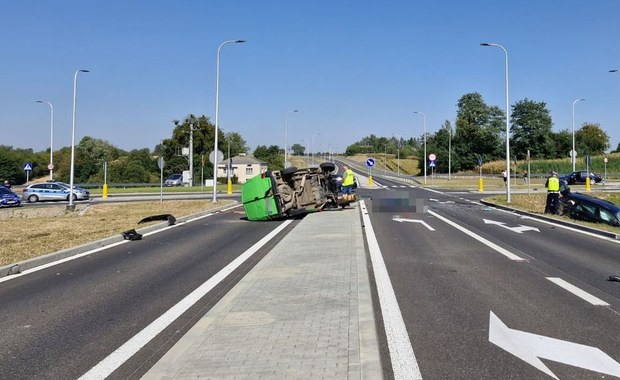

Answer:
[0,207,295,379]
[361,174,620,379]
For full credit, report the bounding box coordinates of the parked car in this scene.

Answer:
[0,186,21,207]
[22,182,90,203]
[241,162,354,221]
[164,174,183,186]
[561,192,620,227]
[559,171,602,185]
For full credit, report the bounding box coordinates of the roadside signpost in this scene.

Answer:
[158,156,165,202]
[23,163,32,184]
[366,158,375,186]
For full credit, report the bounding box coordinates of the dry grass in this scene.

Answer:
[0,200,234,267]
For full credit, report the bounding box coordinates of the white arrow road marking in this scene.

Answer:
[489,311,620,379]
[483,219,540,233]
[393,217,435,231]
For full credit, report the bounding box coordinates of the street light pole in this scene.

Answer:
[36,100,54,180]
[448,122,452,181]
[69,69,89,208]
[311,132,320,166]
[284,109,299,168]
[572,98,586,172]
[213,39,245,202]
[413,111,427,184]
[481,42,511,203]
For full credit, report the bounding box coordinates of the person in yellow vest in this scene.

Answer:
[544,171,560,214]
[341,164,356,201]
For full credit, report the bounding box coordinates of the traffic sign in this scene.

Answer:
[366,158,375,167]
[428,153,436,161]
[604,157,608,163]
[208,150,224,164]
[429,160,436,167]
[157,156,165,170]
[23,163,33,171]
[47,163,54,170]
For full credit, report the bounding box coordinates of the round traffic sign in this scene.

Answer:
[47,163,54,170]
[208,150,224,164]
[428,153,436,161]
[604,157,608,163]
[366,158,375,167]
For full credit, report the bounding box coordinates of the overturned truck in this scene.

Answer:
[241,162,355,221]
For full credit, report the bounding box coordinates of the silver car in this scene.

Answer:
[22,182,90,203]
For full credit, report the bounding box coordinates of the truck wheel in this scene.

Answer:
[319,162,336,173]
[281,167,298,179]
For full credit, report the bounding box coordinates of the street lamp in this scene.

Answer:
[69,69,89,208]
[413,111,427,184]
[393,134,402,177]
[311,132,321,166]
[36,100,54,180]
[448,122,452,181]
[572,98,586,172]
[284,109,299,168]
[213,39,246,202]
[480,42,511,203]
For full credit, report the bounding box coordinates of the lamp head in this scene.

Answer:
[80,69,90,73]
[235,40,246,43]
[610,69,620,73]
[480,43,491,46]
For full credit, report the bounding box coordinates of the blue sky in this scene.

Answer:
[2,0,620,158]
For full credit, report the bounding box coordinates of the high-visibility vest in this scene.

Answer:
[342,169,355,186]
[547,176,560,191]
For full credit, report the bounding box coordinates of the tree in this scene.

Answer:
[424,120,453,173]
[452,93,504,171]
[510,98,555,159]
[291,143,305,156]
[575,123,609,156]
[552,129,572,160]
[254,145,283,171]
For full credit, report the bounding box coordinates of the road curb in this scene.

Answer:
[479,199,619,240]
[1,201,240,277]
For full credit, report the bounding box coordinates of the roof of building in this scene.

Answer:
[218,154,266,165]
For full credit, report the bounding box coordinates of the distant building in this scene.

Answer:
[217,154,268,183]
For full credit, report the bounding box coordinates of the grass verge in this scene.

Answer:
[0,199,235,267]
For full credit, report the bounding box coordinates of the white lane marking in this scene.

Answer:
[429,210,524,261]
[359,200,422,379]
[0,204,243,283]
[520,215,620,244]
[78,218,293,380]
[489,311,620,379]
[546,277,609,306]
[392,217,435,231]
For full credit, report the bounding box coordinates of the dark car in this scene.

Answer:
[562,192,620,227]
[559,171,602,185]
[0,186,21,207]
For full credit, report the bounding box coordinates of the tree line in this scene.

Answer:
[345,93,618,173]
[0,114,285,186]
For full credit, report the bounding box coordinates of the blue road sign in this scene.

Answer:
[429,160,436,168]
[366,158,375,167]
[23,163,33,171]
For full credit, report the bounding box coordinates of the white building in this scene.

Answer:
[217,154,268,184]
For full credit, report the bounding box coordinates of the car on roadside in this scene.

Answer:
[164,174,183,186]
[22,182,90,203]
[559,171,602,185]
[0,186,21,207]
[561,192,620,227]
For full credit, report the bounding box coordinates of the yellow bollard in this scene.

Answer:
[368,175,373,187]
[585,177,591,191]
[227,179,232,195]
[478,177,484,192]
[102,183,108,199]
